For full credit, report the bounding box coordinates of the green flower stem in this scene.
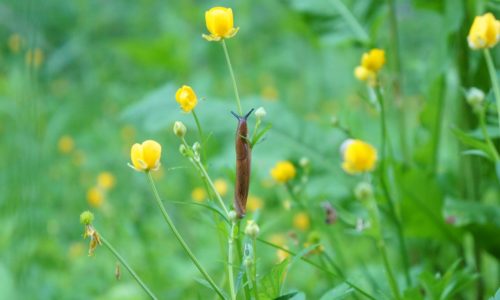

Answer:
[227,222,237,300]
[387,0,409,163]
[365,197,401,300]
[193,157,230,218]
[146,172,225,299]
[374,86,411,286]
[221,39,243,116]
[479,109,500,161]
[181,138,231,218]
[99,235,157,300]
[236,221,252,300]
[285,182,306,210]
[191,109,207,164]
[251,238,259,300]
[484,49,500,134]
[256,238,376,300]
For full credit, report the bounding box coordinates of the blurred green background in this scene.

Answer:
[1,0,499,299]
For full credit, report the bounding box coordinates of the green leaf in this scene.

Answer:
[451,127,495,161]
[418,259,477,300]
[444,198,500,259]
[319,283,354,300]
[488,288,500,300]
[258,259,290,300]
[274,291,299,300]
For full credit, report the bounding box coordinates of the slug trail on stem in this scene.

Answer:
[231,109,254,218]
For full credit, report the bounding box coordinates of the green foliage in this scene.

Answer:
[1,0,500,299]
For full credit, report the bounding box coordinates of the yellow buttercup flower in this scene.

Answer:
[341,139,377,174]
[203,7,239,41]
[191,187,207,202]
[214,179,228,197]
[293,212,310,231]
[468,13,500,49]
[87,187,104,208]
[25,48,44,68]
[58,135,74,154]
[361,49,385,72]
[175,85,198,113]
[97,172,115,190]
[269,234,289,262]
[354,48,385,86]
[8,34,22,53]
[247,195,263,212]
[68,242,85,259]
[270,161,296,183]
[354,66,376,82]
[130,140,162,172]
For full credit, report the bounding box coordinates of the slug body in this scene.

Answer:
[232,109,254,218]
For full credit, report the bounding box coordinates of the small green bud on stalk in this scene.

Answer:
[173,121,187,138]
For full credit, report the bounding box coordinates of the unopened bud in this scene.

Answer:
[80,211,94,225]
[192,142,201,155]
[179,144,189,156]
[354,182,373,201]
[228,210,238,222]
[244,220,260,238]
[255,107,267,119]
[330,116,339,127]
[173,121,187,138]
[299,157,310,168]
[466,87,485,109]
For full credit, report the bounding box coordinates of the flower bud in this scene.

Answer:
[466,87,485,108]
[255,107,267,119]
[179,144,189,157]
[228,210,238,222]
[80,211,94,225]
[299,157,310,168]
[354,182,373,201]
[173,121,187,138]
[192,142,201,154]
[244,220,260,238]
[330,116,339,127]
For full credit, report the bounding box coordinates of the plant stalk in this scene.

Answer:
[221,39,243,116]
[146,172,225,299]
[100,235,158,300]
[374,86,411,286]
[484,48,500,134]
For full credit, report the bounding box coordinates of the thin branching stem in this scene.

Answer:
[228,222,237,300]
[146,172,225,299]
[100,235,158,300]
[192,109,207,164]
[374,86,411,285]
[256,238,376,300]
